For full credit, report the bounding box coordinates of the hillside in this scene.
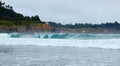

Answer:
[0,1,52,33]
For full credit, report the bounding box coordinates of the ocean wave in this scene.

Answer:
[1,33,120,39]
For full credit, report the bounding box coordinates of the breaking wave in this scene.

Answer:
[0,33,120,49]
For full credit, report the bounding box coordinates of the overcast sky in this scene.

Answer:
[3,0,120,24]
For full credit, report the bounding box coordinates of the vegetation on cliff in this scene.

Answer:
[48,21,120,33]
[0,1,51,33]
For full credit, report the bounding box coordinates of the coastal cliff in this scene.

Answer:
[0,1,120,34]
[0,1,52,33]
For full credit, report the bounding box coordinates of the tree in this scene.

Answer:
[31,15,42,23]
[114,21,119,25]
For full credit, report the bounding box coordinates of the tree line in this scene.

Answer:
[48,21,120,29]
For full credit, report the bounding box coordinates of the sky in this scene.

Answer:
[3,0,120,24]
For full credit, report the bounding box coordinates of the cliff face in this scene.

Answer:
[0,22,52,33]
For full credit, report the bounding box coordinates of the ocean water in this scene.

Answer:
[0,33,120,66]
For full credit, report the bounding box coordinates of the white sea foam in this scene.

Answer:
[0,38,120,49]
[0,33,9,38]
[0,33,120,49]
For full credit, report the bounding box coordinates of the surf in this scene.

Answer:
[1,33,120,39]
[0,33,120,50]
